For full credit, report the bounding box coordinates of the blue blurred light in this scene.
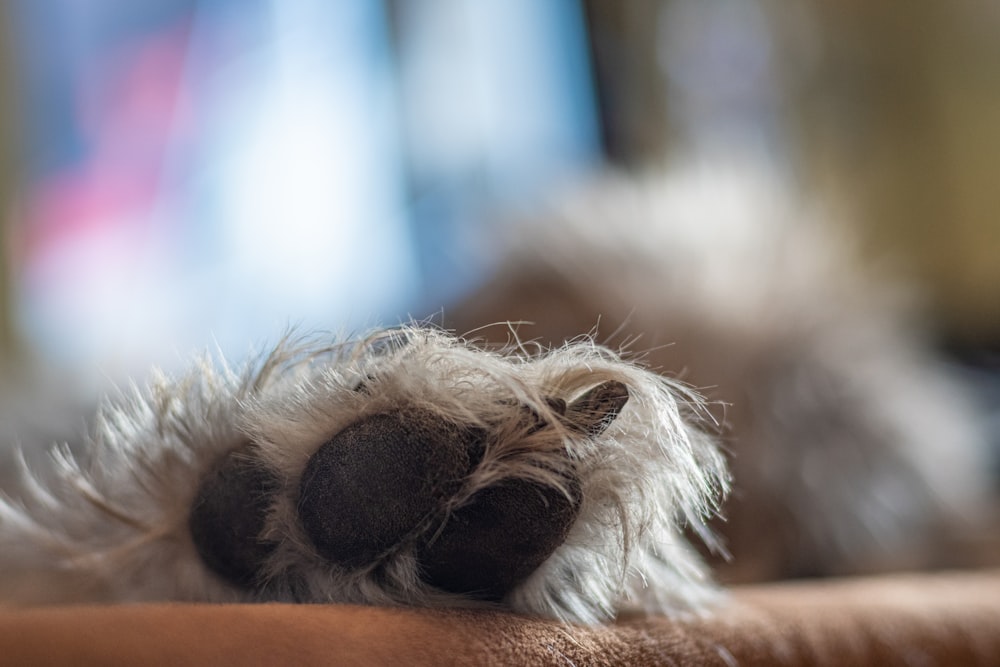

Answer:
[8,0,599,377]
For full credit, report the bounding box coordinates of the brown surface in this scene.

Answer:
[1,569,999,666]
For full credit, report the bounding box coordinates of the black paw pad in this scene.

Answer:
[565,380,630,436]
[298,410,484,568]
[189,449,280,588]
[416,381,629,600]
[416,475,581,601]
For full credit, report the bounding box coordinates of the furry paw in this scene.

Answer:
[0,326,728,624]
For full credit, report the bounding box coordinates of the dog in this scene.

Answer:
[0,326,729,624]
[444,164,994,582]
[1,164,991,624]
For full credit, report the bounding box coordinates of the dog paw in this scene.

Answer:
[1,327,727,623]
[191,378,629,602]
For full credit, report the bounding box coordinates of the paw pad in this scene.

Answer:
[189,380,629,601]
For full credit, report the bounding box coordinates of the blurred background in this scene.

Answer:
[0,1,997,425]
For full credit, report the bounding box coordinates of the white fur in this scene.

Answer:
[0,327,729,624]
